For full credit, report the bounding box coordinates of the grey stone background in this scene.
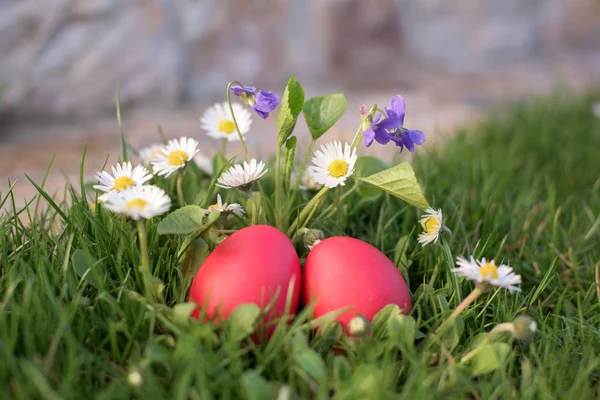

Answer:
[1,0,599,119]
[0,0,599,208]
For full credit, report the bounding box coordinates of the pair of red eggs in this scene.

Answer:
[189,225,412,338]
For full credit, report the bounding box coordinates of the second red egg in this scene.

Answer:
[302,236,412,334]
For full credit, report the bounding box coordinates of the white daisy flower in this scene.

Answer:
[418,207,443,246]
[216,158,268,190]
[452,256,522,292]
[93,162,153,202]
[194,153,214,175]
[298,168,323,192]
[309,141,357,188]
[202,194,245,216]
[200,102,252,142]
[152,137,199,178]
[139,143,165,164]
[103,185,171,220]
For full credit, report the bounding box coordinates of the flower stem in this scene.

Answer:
[459,322,514,364]
[441,235,461,305]
[275,145,282,229]
[288,186,329,237]
[136,219,152,299]
[350,124,364,150]
[252,195,259,225]
[220,138,227,158]
[435,286,484,336]
[176,168,185,208]
[317,185,357,219]
[226,81,251,163]
[294,139,316,190]
[335,185,343,226]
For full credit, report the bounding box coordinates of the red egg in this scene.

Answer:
[302,236,412,334]
[190,225,301,337]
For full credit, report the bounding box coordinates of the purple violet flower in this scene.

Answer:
[360,105,400,147]
[383,95,425,153]
[231,84,280,119]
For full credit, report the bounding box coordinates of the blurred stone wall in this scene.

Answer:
[0,0,598,119]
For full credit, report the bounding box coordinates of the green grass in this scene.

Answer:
[1,92,600,399]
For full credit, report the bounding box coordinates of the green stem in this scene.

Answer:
[441,235,461,305]
[287,186,329,236]
[176,169,185,208]
[435,286,484,337]
[136,219,152,299]
[226,81,251,162]
[294,139,316,190]
[460,323,513,364]
[221,138,227,158]
[335,185,343,226]
[275,145,282,228]
[349,125,364,150]
[292,195,324,243]
[251,192,258,225]
[209,229,239,234]
[318,184,357,219]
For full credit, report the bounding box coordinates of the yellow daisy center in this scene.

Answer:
[218,120,236,134]
[168,150,189,166]
[328,159,348,178]
[113,176,135,191]
[125,198,147,210]
[480,263,499,280]
[424,216,440,235]
[208,203,220,212]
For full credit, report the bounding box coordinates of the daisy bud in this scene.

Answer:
[303,229,324,250]
[348,314,371,337]
[512,315,537,341]
[128,370,143,387]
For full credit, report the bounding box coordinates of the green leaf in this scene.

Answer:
[294,349,327,382]
[387,313,417,353]
[277,76,305,145]
[158,206,221,235]
[202,211,222,232]
[355,162,429,210]
[178,237,210,279]
[72,249,101,289]
[226,304,261,342]
[181,164,203,204]
[144,343,170,362]
[303,93,347,140]
[371,304,401,337]
[393,235,411,273]
[333,356,351,381]
[283,137,297,191]
[241,371,278,400]
[172,302,197,326]
[443,315,464,350]
[353,156,389,198]
[471,342,512,376]
[157,205,204,235]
